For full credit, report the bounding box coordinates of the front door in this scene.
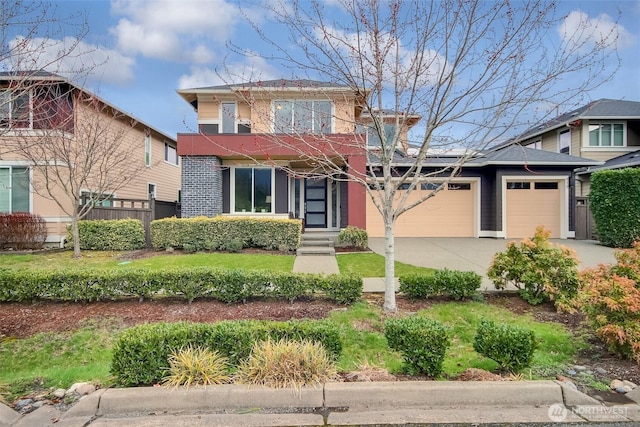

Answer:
[304,178,327,228]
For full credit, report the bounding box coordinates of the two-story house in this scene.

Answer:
[177,80,599,239]
[0,72,181,245]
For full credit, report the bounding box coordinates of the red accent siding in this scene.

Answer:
[347,154,367,229]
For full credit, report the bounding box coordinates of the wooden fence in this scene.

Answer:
[575,197,596,240]
[81,196,180,247]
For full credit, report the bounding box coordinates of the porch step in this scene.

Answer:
[300,239,333,247]
[296,246,336,256]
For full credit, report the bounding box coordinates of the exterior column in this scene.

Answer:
[181,156,222,217]
[347,154,367,229]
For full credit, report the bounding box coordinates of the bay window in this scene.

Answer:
[273,100,332,133]
[234,168,272,213]
[0,167,30,213]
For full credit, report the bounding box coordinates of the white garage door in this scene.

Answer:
[505,181,561,238]
[366,182,476,237]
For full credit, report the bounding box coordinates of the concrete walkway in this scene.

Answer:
[4,381,640,426]
[368,237,618,290]
[292,255,340,274]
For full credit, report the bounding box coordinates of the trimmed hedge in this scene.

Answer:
[338,226,368,249]
[0,267,362,304]
[65,219,146,251]
[473,319,537,371]
[590,168,640,248]
[384,316,450,376]
[111,320,342,386]
[399,269,481,300]
[0,213,48,250]
[150,216,302,251]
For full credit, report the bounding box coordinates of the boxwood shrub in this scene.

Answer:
[590,168,640,248]
[384,316,450,376]
[0,268,362,305]
[399,269,481,300]
[150,216,302,251]
[65,219,146,251]
[473,319,537,371]
[111,320,342,386]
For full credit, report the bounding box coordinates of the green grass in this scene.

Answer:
[336,253,435,277]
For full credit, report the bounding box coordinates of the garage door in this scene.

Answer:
[505,181,561,238]
[366,182,476,237]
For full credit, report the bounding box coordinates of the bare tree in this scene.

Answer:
[208,0,618,311]
[7,83,144,257]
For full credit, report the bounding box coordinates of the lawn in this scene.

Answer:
[336,253,435,277]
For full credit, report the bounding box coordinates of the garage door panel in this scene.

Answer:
[366,183,475,237]
[506,183,561,238]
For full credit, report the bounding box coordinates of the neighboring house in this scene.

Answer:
[0,72,181,245]
[176,80,599,239]
[507,99,640,196]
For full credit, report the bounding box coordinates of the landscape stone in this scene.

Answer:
[32,401,45,409]
[54,388,66,398]
[615,387,628,394]
[75,383,96,396]
[15,398,33,410]
[595,367,607,375]
[573,365,587,372]
[585,370,593,375]
[566,369,577,376]
[623,380,638,389]
[611,379,624,389]
[67,382,92,396]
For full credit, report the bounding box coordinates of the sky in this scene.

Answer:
[3,0,640,140]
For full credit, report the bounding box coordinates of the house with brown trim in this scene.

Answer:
[0,72,181,245]
[176,80,599,240]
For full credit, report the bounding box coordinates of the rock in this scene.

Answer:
[611,379,624,389]
[566,369,577,376]
[623,386,634,393]
[75,383,96,396]
[574,365,587,372]
[585,370,593,375]
[623,380,638,390]
[67,382,94,396]
[615,387,628,394]
[595,367,607,375]
[53,389,66,399]
[32,401,45,409]
[15,399,33,410]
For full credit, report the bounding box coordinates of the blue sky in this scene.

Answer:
[6,0,640,139]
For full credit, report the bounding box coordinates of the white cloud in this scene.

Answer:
[109,0,240,62]
[8,36,135,85]
[558,10,635,51]
[178,56,279,89]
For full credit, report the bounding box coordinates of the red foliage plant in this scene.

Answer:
[0,212,48,250]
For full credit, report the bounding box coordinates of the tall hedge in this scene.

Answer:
[150,216,302,251]
[65,219,146,250]
[590,168,640,248]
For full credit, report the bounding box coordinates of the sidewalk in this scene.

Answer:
[3,381,640,426]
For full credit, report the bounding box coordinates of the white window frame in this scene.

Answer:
[144,135,152,167]
[272,99,334,133]
[585,121,626,148]
[230,166,275,214]
[558,129,571,155]
[148,183,157,199]
[221,102,237,133]
[0,88,32,130]
[0,165,32,213]
[164,142,179,166]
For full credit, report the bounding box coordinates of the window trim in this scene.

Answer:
[585,121,626,148]
[558,129,571,155]
[147,183,157,199]
[0,165,31,213]
[230,166,275,214]
[0,88,33,130]
[221,101,237,134]
[272,99,334,134]
[144,135,152,167]
[164,142,179,166]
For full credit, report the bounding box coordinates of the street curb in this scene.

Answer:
[0,402,20,427]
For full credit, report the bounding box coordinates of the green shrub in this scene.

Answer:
[111,320,342,386]
[590,168,640,248]
[222,239,243,253]
[163,346,230,387]
[319,273,362,304]
[150,216,301,251]
[577,244,640,363]
[65,219,146,250]
[473,319,537,371]
[487,226,579,308]
[338,226,368,249]
[384,316,450,376]
[399,269,481,300]
[235,338,336,392]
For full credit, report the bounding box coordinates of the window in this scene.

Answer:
[0,89,30,129]
[164,142,178,165]
[148,183,156,199]
[448,183,471,190]
[528,140,542,150]
[80,191,113,207]
[273,100,332,133]
[507,182,531,190]
[366,123,398,147]
[221,102,236,133]
[234,168,272,213]
[0,167,29,213]
[558,129,570,154]
[589,123,624,147]
[534,182,558,190]
[144,135,151,166]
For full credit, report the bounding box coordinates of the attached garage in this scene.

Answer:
[366,180,478,237]
[503,178,564,238]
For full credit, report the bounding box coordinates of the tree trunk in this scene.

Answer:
[71,215,81,258]
[383,219,396,312]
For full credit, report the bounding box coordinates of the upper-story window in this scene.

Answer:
[164,142,179,165]
[221,102,236,133]
[273,100,332,133]
[558,129,570,154]
[589,123,625,147]
[144,135,152,166]
[528,140,542,149]
[367,124,397,147]
[0,89,30,129]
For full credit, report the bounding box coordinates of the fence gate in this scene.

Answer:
[575,197,596,240]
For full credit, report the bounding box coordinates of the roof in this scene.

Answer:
[369,144,602,168]
[0,71,176,143]
[509,99,640,144]
[576,149,640,175]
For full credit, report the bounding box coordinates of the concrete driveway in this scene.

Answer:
[368,237,617,290]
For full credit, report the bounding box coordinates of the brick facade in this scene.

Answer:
[181,156,222,217]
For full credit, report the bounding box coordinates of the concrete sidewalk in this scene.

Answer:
[4,381,640,426]
[292,255,340,274]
